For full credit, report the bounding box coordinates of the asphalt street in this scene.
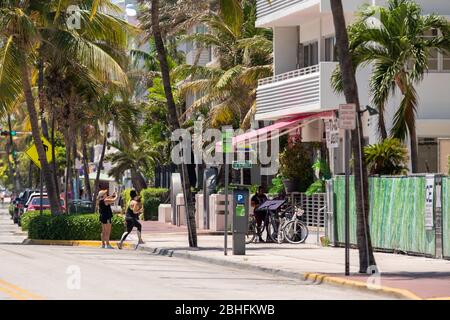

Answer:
[0,206,392,300]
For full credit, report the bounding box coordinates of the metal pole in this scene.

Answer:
[224,162,229,256]
[344,129,350,276]
[40,168,43,215]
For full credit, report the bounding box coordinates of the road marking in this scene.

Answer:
[0,278,44,300]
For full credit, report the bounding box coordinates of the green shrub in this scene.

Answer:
[28,213,125,240]
[140,188,169,203]
[364,138,409,175]
[279,137,314,192]
[140,188,169,221]
[21,210,51,231]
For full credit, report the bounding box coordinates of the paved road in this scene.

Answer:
[0,207,392,300]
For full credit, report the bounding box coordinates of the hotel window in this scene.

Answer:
[325,36,337,62]
[303,41,319,67]
[423,28,450,72]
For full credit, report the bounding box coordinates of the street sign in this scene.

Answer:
[339,104,356,130]
[232,160,252,170]
[25,136,53,169]
[425,175,435,230]
[325,118,339,148]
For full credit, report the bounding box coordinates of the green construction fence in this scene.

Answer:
[443,177,450,258]
[333,176,437,257]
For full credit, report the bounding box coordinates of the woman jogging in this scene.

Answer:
[118,190,145,249]
[98,190,118,249]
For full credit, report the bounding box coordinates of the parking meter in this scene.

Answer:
[232,188,250,255]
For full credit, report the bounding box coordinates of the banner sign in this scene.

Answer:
[425,175,435,230]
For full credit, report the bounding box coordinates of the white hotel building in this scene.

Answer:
[254,0,450,174]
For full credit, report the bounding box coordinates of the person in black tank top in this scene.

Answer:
[97,190,118,249]
[118,190,144,249]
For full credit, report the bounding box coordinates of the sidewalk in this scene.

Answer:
[139,222,450,300]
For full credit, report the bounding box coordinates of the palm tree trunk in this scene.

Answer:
[377,106,388,140]
[51,114,60,196]
[92,134,108,212]
[20,62,61,215]
[81,132,92,202]
[37,57,49,138]
[330,0,376,273]
[64,131,72,214]
[408,122,419,173]
[151,0,197,247]
[131,168,147,193]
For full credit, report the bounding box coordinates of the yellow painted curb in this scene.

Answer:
[25,239,135,249]
[303,272,422,300]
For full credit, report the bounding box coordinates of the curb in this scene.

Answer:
[302,272,422,300]
[136,245,420,300]
[23,239,135,249]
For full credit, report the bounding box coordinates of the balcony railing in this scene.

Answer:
[255,62,342,121]
[258,65,320,86]
[257,0,306,20]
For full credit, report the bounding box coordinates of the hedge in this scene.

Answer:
[21,210,51,231]
[28,213,125,240]
[122,188,169,221]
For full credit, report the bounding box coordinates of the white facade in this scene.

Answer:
[255,0,450,174]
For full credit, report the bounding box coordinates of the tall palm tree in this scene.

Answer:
[329,0,376,273]
[173,0,273,129]
[332,0,450,172]
[140,0,198,247]
[0,0,134,214]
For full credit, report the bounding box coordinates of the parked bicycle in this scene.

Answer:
[246,202,309,244]
[269,204,309,244]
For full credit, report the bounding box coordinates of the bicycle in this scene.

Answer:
[267,204,309,244]
[246,213,267,244]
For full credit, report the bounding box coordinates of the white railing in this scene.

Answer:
[257,0,306,20]
[258,65,320,86]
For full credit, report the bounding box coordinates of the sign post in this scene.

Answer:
[222,128,233,256]
[339,104,356,276]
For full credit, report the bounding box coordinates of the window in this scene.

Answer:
[325,36,337,62]
[422,28,450,72]
[303,41,318,67]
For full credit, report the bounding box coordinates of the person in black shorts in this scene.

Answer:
[98,190,118,249]
[251,186,268,242]
[118,190,144,249]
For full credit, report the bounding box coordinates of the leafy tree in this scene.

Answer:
[332,0,450,172]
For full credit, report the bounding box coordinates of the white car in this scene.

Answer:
[24,193,48,212]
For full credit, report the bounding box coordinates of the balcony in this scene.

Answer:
[255,62,346,121]
[256,0,320,27]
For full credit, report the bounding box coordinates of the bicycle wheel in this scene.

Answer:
[285,220,309,244]
[266,216,280,243]
[246,220,257,244]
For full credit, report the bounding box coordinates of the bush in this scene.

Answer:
[28,213,125,240]
[140,188,169,221]
[21,210,51,231]
[279,137,315,192]
[364,138,409,175]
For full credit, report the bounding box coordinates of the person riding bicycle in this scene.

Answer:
[251,186,269,243]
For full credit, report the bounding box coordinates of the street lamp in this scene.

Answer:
[359,105,379,116]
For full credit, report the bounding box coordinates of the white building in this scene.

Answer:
[254,0,450,174]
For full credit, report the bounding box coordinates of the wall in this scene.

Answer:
[334,176,436,256]
[273,27,298,75]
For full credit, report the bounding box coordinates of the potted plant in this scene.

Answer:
[279,136,314,193]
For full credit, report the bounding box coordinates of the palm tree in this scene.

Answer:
[0,0,134,214]
[332,0,450,173]
[106,140,162,192]
[139,0,198,247]
[330,0,376,273]
[173,0,273,129]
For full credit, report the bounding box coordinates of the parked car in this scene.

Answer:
[11,189,39,224]
[25,196,66,213]
[68,200,93,214]
[23,192,48,213]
